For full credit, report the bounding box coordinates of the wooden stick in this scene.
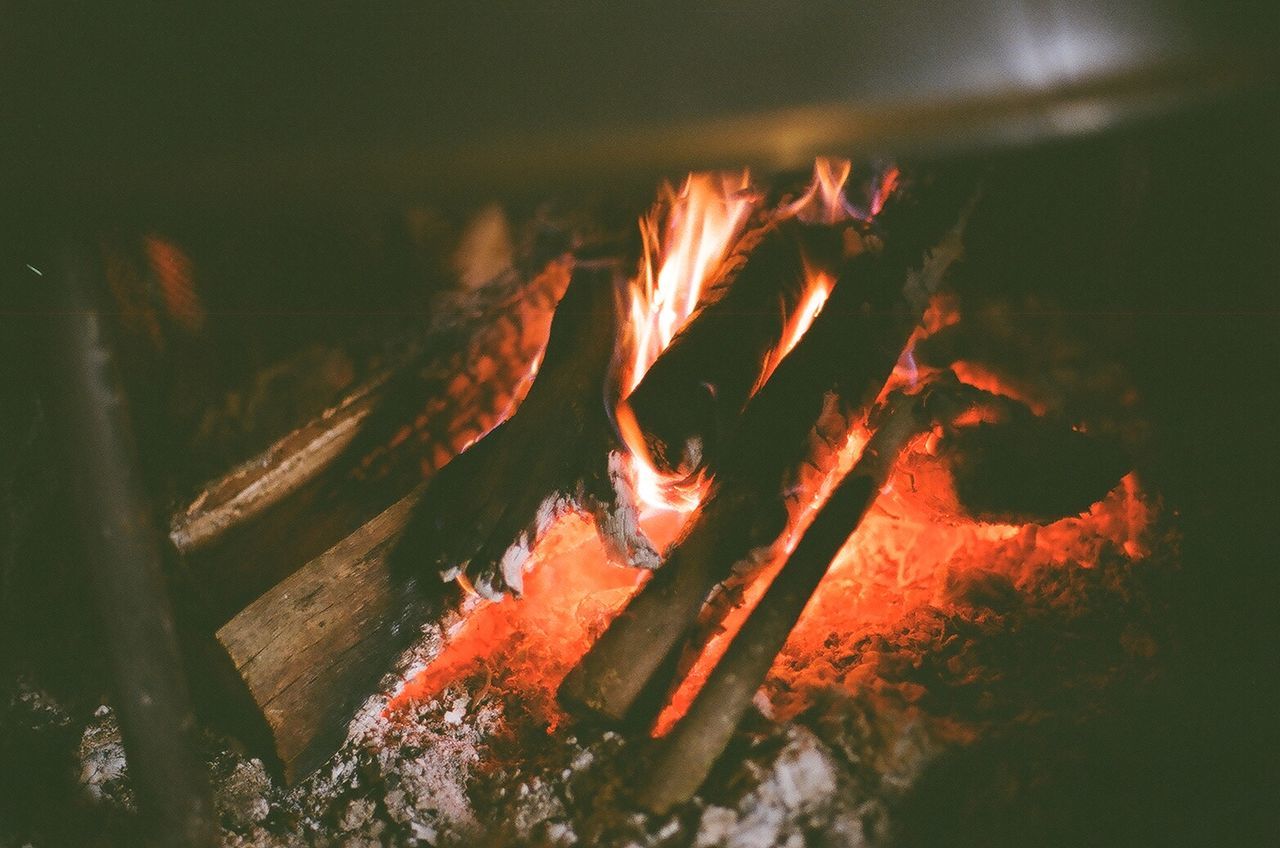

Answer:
[213,485,460,784]
[634,393,927,813]
[45,244,217,846]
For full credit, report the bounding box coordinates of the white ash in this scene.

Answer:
[77,707,132,809]
[215,758,273,830]
[592,451,662,571]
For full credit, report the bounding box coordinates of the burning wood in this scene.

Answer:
[559,171,977,723]
[190,160,1140,815]
[618,219,848,477]
[632,377,1130,813]
[171,258,569,622]
[636,388,932,813]
[206,253,643,780]
[391,257,658,600]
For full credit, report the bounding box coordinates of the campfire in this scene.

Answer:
[60,157,1161,846]
[5,5,1274,842]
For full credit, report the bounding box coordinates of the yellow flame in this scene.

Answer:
[625,172,758,394]
[779,158,855,224]
[619,160,857,514]
[757,269,835,394]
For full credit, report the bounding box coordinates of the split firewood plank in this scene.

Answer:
[169,373,390,555]
[214,485,460,784]
[171,261,569,623]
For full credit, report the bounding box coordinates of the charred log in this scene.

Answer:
[390,257,657,600]
[619,219,849,476]
[943,416,1130,524]
[635,390,929,813]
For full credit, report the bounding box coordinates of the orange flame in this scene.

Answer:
[615,171,759,513]
[779,157,857,224]
[870,165,901,217]
[619,160,861,513]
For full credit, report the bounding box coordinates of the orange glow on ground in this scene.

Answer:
[387,160,1158,746]
[386,514,647,731]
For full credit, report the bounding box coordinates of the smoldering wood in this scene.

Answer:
[620,219,848,477]
[196,253,653,784]
[44,244,217,847]
[943,416,1131,524]
[390,258,657,601]
[171,262,569,624]
[559,173,978,725]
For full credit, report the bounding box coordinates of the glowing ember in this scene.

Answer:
[653,446,1153,733]
[386,514,646,731]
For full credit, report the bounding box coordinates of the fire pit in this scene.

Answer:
[2,6,1276,848]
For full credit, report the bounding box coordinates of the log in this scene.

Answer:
[168,372,390,556]
[213,486,460,784]
[390,256,658,600]
[171,260,569,623]
[943,416,1131,524]
[619,219,849,476]
[43,244,217,846]
[559,172,978,724]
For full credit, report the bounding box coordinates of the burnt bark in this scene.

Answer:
[389,257,657,600]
